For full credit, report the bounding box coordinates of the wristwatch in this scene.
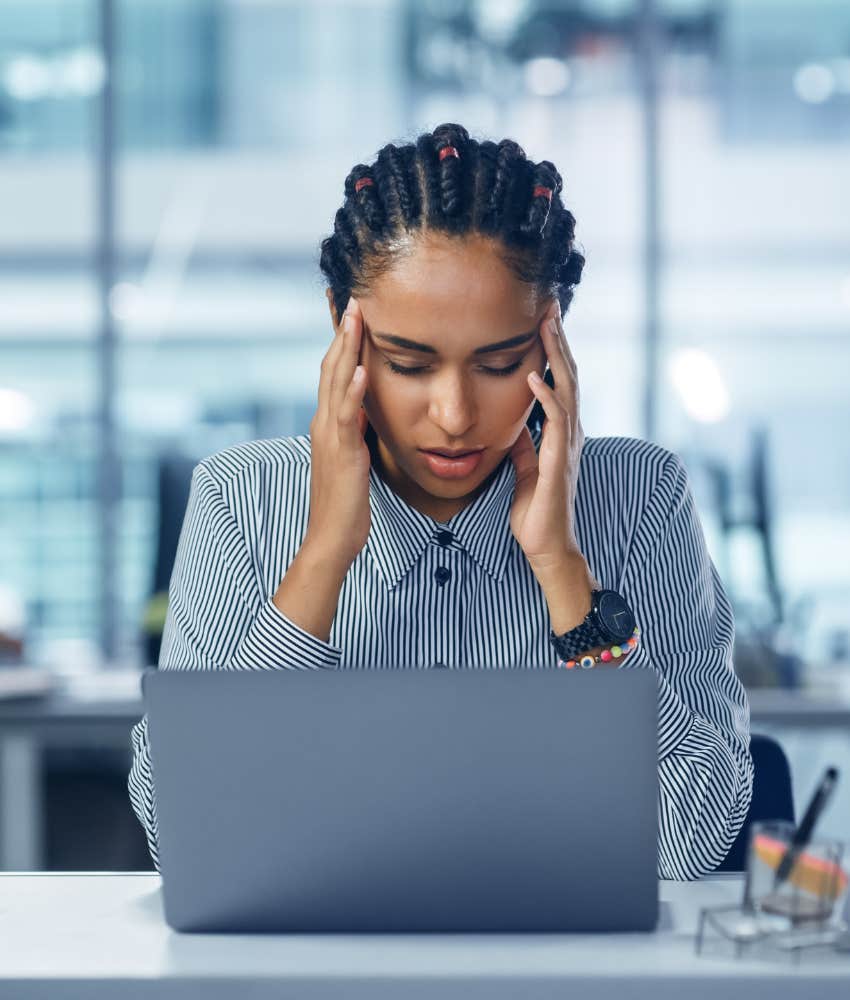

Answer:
[549,588,637,662]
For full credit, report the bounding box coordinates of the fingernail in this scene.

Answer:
[529,371,542,384]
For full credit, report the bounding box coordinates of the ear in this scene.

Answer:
[326,288,341,330]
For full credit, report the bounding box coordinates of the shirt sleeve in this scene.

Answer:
[127,459,342,872]
[620,451,754,880]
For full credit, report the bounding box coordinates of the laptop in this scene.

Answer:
[142,666,659,933]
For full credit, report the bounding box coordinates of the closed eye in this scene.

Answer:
[383,359,524,378]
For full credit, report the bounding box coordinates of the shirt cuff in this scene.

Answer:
[232,596,343,670]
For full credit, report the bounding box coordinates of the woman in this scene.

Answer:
[129,123,753,880]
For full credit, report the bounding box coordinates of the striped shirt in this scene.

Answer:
[128,427,753,880]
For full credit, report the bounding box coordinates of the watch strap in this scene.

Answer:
[549,605,607,661]
[548,588,638,661]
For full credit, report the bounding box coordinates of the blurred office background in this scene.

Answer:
[1,0,848,870]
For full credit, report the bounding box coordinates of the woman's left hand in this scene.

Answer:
[509,302,585,577]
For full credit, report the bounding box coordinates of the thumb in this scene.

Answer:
[509,426,538,484]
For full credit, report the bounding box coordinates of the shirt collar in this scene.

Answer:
[365,425,542,591]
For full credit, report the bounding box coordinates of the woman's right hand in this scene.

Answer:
[304,296,372,574]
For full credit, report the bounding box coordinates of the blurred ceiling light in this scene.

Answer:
[59,48,106,98]
[3,47,105,101]
[793,62,836,104]
[667,349,730,425]
[0,388,36,434]
[109,282,146,323]
[524,57,571,98]
[473,0,531,44]
[4,55,51,101]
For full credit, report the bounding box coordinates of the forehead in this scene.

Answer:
[361,233,542,341]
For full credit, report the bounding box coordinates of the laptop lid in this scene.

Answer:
[142,666,659,933]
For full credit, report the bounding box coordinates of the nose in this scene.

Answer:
[427,368,477,438]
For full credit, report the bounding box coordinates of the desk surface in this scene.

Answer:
[0,874,847,998]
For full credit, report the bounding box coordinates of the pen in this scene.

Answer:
[773,766,839,890]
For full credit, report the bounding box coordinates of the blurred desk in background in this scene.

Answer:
[2,671,850,871]
[0,670,143,871]
[747,689,850,727]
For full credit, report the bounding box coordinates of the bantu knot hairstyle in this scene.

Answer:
[318,123,586,432]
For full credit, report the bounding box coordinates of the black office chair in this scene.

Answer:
[714,733,795,872]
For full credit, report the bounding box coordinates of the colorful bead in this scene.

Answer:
[557,624,640,671]
[354,177,374,193]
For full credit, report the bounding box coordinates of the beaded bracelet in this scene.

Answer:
[557,626,641,670]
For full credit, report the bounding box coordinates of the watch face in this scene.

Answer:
[597,591,635,642]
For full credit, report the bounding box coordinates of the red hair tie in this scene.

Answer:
[439,146,460,162]
[533,185,553,202]
[354,177,374,193]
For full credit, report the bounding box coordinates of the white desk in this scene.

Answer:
[0,873,848,998]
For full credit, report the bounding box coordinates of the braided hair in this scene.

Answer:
[318,123,585,434]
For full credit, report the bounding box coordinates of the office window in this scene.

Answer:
[1,0,101,665]
[1,0,848,688]
[657,0,850,684]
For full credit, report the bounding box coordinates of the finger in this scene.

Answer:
[317,298,353,416]
[337,364,368,438]
[540,319,580,416]
[540,315,575,391]
[509,425,538,484]
[552,309,578,380]
[330,298,363,416]
[559,319,581,417]
[555,309,584,428]
[535,368,583,460]
[527,370,567,422]
[527,372,570,471]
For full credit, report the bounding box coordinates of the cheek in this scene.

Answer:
[490,378,536,427]
[363,370,420,429]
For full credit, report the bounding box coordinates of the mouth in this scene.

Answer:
[420,448,484,458]
[418,447,486,480]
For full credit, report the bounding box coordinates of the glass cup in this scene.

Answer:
[744,820,848,927]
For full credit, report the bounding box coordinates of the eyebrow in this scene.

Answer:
[371,330,536,356]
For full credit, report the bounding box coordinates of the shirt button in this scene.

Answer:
[434,566,452,586]
[436,530,453,547]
